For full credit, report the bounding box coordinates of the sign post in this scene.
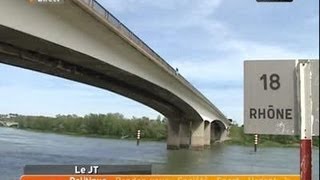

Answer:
[299,61,312,180]
[244,59,319,180]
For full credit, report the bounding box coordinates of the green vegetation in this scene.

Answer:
[8,113,167,141]
[1,114,319,147]
[226,123,319,147]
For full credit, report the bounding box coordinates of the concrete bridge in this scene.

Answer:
[0,121,19,128]
[0,0,231,150]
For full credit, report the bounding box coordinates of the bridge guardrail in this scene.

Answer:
[77,0,227,120]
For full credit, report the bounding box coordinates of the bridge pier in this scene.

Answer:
[204,121,211,148]
[190,121,204,150]
[210,124,216,143]
[167,119,180,150]
[219,128,228,141]
[210,121,229,143]
[179,121,190,149]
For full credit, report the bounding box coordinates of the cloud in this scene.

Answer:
[98,0,223,30]
[172,38,316,84]
[0,85,160,118]
[170,36,317,123]
[306,14,319,25]
[0,65,159,118]
[100,0,222,15]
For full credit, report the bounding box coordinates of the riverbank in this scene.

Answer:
[2,113,318,148]
[7,126,317,149]
[7,113,167,141]
[15,127,165,142]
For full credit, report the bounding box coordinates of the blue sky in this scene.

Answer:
[0,0,318,124]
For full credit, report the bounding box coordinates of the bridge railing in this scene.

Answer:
[77,0,227,120]
[81,0,175,72]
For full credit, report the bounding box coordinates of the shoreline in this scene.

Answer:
[14,127,166,142]
[4,127,318,148]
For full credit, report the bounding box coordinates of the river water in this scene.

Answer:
[0,127,318,180]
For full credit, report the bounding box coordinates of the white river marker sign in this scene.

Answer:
[244,60,299,135]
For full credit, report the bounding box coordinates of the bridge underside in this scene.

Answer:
[0,25,200,120]
[0,0,232,150]
[0,25,228,150]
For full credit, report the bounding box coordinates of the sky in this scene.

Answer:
[0,0,318,124]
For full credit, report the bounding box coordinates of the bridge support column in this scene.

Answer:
[179,121,190,149]
[219,128,228,142]
[210,125,216,143]
[190,121,204,150]
[167,120,180,150]
[204,121,211,148]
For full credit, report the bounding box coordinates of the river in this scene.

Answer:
[0,127,318,180]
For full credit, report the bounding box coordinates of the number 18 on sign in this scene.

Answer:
[244,60,298,135]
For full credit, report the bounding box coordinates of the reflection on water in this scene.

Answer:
[0,127,318,180]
